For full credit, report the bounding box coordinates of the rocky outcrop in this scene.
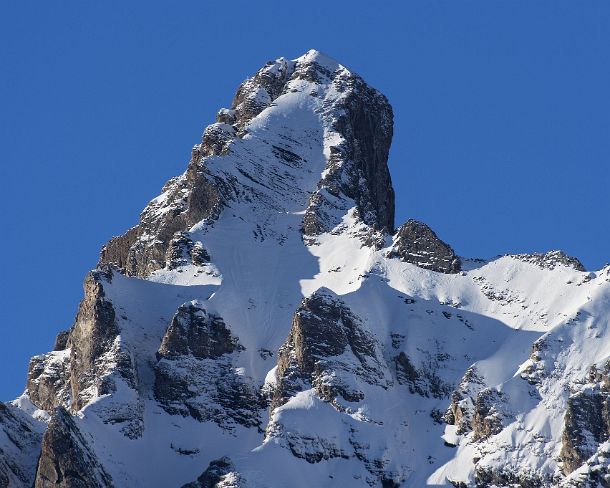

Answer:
[561,441,610,487]
[96,56,293,277]
[301,54,394,236]
[271,288,390,410]
[67,268,142,438]
[520,336,550,386]
[182,457,242,488]
[26,350,71,412]
[157,302,241,360]
[53,331,70,351]
[34,407,112,488]
[471,388,506,441]
[98,168,224,276]
[154,302,261,430]
[262,288,394,481]
[473,465,549,488]
[560,365,610,475]
[387,219,461,273]
[444,367,508,443]
[0,403,43,488]
[69,269,137,413]
[395,351,452,399]
[165,232,210,270]
[69,269,118,410]
[444,366,487,435]
[231,57,295,133]
[510,250,586,272]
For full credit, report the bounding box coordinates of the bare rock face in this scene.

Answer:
[66,268,142,439]
[509,250,586,272]
[165,232,210,270]
[0,403,43,488]
[271,288,389,410]
[231,57,295,132]
[561,442,610,487]
[68,269,118,410]
[301,60,394,236]
[26,350,71,412]
[444,366,487,435]
[387,219,461,274]
[182,457,242,488]
[98,170,223,276]
[560,365,610,475]
[34,407,112,488]
[394,349,453,400]
[263,288,395,481]
[157,302,241,360]
[443,366,509,449]
[473,465,548,488]
[52,331,70,351]
[154,302,262,430]
[69,269,137,413]
[471,388,507,441]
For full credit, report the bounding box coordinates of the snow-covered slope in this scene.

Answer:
[3,50,610,488]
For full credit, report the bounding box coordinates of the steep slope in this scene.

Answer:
[2,50,609,488]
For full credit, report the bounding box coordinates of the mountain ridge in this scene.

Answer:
[1,50,608,488]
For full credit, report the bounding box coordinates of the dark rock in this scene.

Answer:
[520,337,549,386]
[387,219,461,274]
[199,123,236,157]
[395,350,453,400]
[215,108,236,125]
[27,350,71,412]
[165,232,210,271]
[395,352,420,387]
[561,441,610,487]
[509,250,586,272]
[561,381,610,474]
[34,407,113,488]
[66,269,141,437]
[98,167,223,277]
[182,457,241,488]
[231,58,294,132]
[0,403,43,488]
[157,302,241,360]
[474,464,549,488]
[444,367,487,435]
[69,269,128,410]
[154,302,261,430]
[52,330,70,351]
[302,60,394,236]
[271,288,389,410]
[472,388,506,441]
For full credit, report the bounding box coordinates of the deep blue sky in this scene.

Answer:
[1,1,609,400]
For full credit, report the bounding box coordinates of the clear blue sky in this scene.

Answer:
[1,1,609,400]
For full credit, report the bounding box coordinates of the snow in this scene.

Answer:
[295,49,344,73]
[9,49,610,488]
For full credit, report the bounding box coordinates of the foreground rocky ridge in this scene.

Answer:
[2,50,609,487]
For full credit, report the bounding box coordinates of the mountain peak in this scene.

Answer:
[294,49,343,72]
[99,50,394,276]
[5,49,610,488]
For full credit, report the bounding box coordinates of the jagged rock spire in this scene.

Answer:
[98,49,394,277]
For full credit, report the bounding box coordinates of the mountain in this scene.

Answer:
[2,49,610,488]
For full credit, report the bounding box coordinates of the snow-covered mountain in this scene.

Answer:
[3,50,610,488]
